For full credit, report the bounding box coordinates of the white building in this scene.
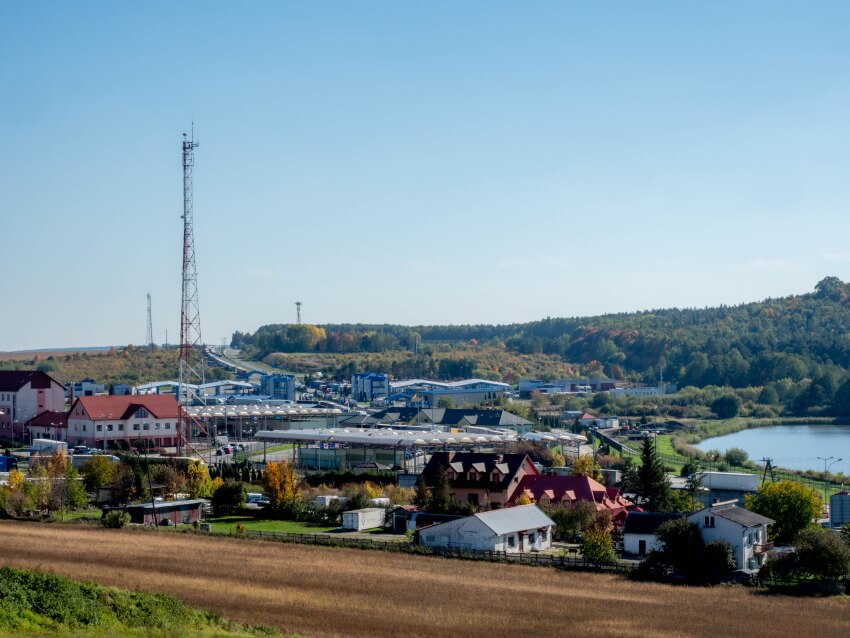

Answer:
[687,503,774,574]
[66,394,183,450]
[622,512,683,556]
[418,504,554,553]
[0,371,66,441]
[577,412,619,428]
[611,386,666,398]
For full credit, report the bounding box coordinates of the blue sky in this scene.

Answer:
[2,2,850,350]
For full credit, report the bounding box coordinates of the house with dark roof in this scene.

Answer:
[622,512,683,556]
[67,395,184,450]
[688,502,774,574]
[419,452,539,508]
[510,475,635,525]
[0,370,66,441]
[418,504,555,553]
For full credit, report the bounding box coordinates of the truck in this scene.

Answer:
[30,439,68,455]
[0,456,18,472]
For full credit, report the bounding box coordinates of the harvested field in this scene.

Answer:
[0,521,847,638]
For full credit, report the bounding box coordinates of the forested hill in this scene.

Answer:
[233,277,850,390]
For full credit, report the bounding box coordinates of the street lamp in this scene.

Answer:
[817,456,843,519]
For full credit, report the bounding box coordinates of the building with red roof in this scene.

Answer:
[510,474,635,525]
[0,370,65,442]
[66,395,184,450]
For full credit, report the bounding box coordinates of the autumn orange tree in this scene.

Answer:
[262,461,300,509]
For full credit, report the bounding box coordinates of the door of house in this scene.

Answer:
[639,540,647,556]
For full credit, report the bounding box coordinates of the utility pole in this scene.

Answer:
[178,127,209,455]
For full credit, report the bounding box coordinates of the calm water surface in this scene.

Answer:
[693,424,850,472]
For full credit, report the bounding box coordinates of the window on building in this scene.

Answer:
[96,424,102,432]
[107,424,113,431]
[704,516,715,528]
[118,424,124,431]
[133,424,140,431]
[154,423,160,430]
[164,422,170,429]
[82,424,87,431]
[507,535,515,548]
[136,408,149,418]
[143,424,150,430]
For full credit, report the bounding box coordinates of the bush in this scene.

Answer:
[723,447,749,466]
[102,510,130,529]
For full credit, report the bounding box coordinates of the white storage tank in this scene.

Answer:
[341,508,386,531]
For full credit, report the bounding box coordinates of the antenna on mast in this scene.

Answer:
[295,301,302,324]
[146,293,154,347]
[178,128,209,455]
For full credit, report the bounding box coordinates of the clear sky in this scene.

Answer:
[2,1,850,351]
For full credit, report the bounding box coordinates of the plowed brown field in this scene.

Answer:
[0,521,847,638]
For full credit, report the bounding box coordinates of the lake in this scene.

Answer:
[693,424,850,473]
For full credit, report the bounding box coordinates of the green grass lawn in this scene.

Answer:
[205,516,335,535]
[56,509,103,522]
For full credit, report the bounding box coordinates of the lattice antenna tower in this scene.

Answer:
[146,293,154,347]
[295,301,302,324]
[178,128,209,453]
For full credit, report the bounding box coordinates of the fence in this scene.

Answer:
[243,530,633,574]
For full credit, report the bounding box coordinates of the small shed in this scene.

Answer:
[116,499,207,526]
[341,507,386,531]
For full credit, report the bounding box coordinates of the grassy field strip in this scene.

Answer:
[1,522,848,638]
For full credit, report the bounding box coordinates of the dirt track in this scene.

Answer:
[0,521,847,638]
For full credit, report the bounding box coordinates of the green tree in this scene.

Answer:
[413,479,431,509]
[61,466,87,512]
[793,527,850,581]
[547,501,596,541]
[580,527,616,565]
[710,394,742,419]
[571,455,601,481]
[758,386,779,405]
[428,466,452,514]
[186,462,215,499]
[79,456,117,493]
[211,481,247,516]
[699,540,736,581]
[636,437,672,512]
[723,447,749,466]
[656,518,703,574]
[745,480,821,544]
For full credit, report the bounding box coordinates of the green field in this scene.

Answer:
[205,517,335,536]
[0,564,281,637]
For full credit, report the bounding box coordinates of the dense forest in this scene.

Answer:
[233,277,850,415]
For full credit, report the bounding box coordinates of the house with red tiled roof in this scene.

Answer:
[66,395,184,450]
[510,474,635,525]
[420,452,540,508]
[0,370,65,442]
[26,410,69,442]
